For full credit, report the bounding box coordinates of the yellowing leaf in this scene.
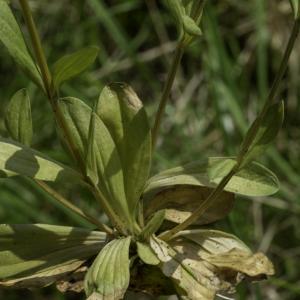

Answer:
[0,138,83,183]
[84,237,131,300]
[204,251,275,277]
[170,229,275,292]
[0,1,43,88]
[52,46,99,89]
[144,185,234,225]
[0,224,107,288]
[96,83,151,220]
[150,236,215,299]
[5,88,33,146]
[172,229,251,255]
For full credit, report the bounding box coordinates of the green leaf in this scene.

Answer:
[84,237,131,300]
[136,242,159,266]
[144,157,279,198]
[140,210,165,239]
[144,185,234,225]
[0,224,106,288]
[172,229,251,254]
[0,1,43,88]
[52,46,99,89]
[96,83,151,219]
[240,101,284,167]
[182,15,202,36]
[0,138,83,182]
[290,0,299,18]
[150,236,215,299]
[58,97,131,227]
[164,0,202,38]
[57,97,91,161]
[5,88,33,146]
[208,158,236,181]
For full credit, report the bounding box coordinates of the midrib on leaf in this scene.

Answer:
[58,97,133,231]
[84,237,131,299]
[96,83,151,221]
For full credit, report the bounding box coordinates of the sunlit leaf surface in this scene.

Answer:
[0,224,106,288]
[84,237,131,300]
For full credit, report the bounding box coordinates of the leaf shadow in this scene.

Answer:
[0,224,104,280]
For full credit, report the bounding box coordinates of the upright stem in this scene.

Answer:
[18,0,124,235]
[237,16,300,163]
[19,0,52,98]
[262,16,300,115]
[152,42,185,148]
[159,167,237,241]
[35,180,113,235]
[160,14,300,242]
[19,0,87,173]
[91,184,128,236]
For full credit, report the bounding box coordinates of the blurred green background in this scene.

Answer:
[1,0,300,299]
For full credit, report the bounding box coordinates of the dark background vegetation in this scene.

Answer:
[0,0,300,299]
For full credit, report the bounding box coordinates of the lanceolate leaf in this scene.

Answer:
[52,46,99,89]
[144,185,234,225]
[144,157,279,199]
[84,237,131,300]
[0,224,107,288]
[5,88,33,146]
[0,138,83,183]
[57,97,91,160]
[58,97,131,227]
[170,229,275,283]
[136,242,159,266]
[0,0,43,88]
[140,210,165,239]
[96,83,151,220]
[239,101,284,167]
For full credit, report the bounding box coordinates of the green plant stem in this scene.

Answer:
[159,167,237,241]
[152,42,185,148]
[237,16,300,163]
[19,0,52,98]
[265,17,300,113]
[159,14,300,242]
[18,0,125,236]
[35,180,113,234]
[19,0,87,174]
